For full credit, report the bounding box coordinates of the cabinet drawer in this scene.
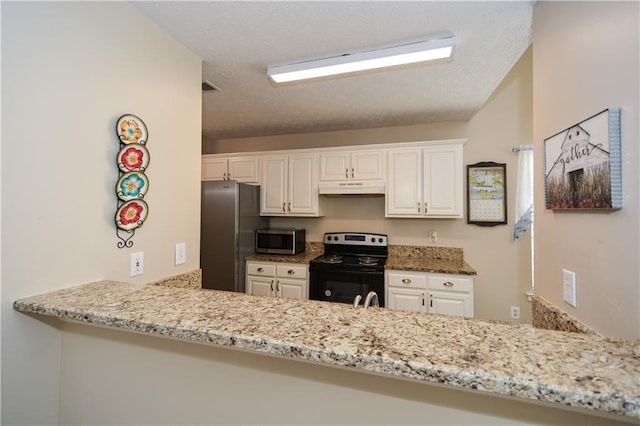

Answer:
[427,275,472,292]
[247,263,276,276]
[277,264,307,279]
[386,271,427,289]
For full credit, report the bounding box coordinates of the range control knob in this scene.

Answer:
[371,237,375,243]
[378,238,383,243]
[333,236,339,241]
[324,289,332,297]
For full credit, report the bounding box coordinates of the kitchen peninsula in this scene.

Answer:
[13,277,639,423]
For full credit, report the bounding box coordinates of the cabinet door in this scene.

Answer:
[423,145,463,217]
[202,157,227,181]
[288,154,318,215]
[351,150,383,180]
[319,153,350,181]
[246,276,274,297]
[428,291,472,317]
[277,278,307,299]
[386,149,421,216]
[260,156,288,215]
[387,287,425,312]
[228,157,259,183]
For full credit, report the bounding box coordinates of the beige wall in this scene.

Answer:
[1,2,202,424]
[533,2,639,338]
[208,48,534,324]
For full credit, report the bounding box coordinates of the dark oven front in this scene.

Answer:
[309,267,385,308]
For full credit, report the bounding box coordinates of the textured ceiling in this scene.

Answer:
[133,1,533,141]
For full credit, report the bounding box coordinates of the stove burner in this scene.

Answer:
[320,254,343,264]
[358,256,378,265]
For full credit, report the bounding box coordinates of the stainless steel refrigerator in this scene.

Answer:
[200,180,268,291]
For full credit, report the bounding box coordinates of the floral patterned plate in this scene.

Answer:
[117,144,150,172]
[117,114,148,145]
[116,171,149,201]
[115,199,149,231]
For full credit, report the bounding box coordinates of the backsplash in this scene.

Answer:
[532,296,597,335]
[152,270,202,290]
[389,245,464,261]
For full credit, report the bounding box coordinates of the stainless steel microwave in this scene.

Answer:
[255,229,306,255]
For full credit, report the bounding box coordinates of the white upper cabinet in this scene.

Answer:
[319,150,384,181]
[260,153,320,216]
[202,155,259,183]
[386,142,463,218]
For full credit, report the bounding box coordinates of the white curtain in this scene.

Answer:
[514,145,533,241]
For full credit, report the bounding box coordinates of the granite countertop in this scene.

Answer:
[385,256,477,276]
[245,249,322,264]
[13,281,639,420]
[246,243,477,275]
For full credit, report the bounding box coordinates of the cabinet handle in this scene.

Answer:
[287,202,291,212]
[282,203,286,212]
[257,267,264,273]
[418,203,420,213]
[227,172,231,180]
[276,281,280,292]
[402,278,411,284]
[351,168,354,178]
[287,269,295,275]
[422,294,425,306]
[443,281,454,287]
[430,294,433,307]
[424,202,427,213]
[222,172,227,180]
[345,168,349,179]
[270,280,274,292]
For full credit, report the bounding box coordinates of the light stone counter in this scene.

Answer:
[13,280,638,421]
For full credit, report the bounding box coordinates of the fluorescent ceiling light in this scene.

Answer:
[267,35,456,84]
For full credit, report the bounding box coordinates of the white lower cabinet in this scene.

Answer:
[385,270,474,317]
[246,261,308,299]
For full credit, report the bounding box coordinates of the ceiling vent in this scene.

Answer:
[202,80,221,92]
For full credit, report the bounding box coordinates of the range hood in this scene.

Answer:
[318,181,385,195]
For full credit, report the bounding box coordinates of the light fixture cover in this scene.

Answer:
[268,35,456,83]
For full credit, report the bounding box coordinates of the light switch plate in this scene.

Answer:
[563,269,577,307]
[175,243,186,265]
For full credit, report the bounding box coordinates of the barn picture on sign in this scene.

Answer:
[544,108,621,210]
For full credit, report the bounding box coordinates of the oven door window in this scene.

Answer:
[310,269,385,307]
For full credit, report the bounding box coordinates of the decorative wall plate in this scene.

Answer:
[115,199,149,231]
[116,171,149,201]
[117,114,148,145]
[117,144,150,172]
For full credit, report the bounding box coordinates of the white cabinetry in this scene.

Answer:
[386,143,463,218]
[386,270,473,317]
[260,153,320,216]
[202,155,259,183]
[319,150,384,181]
[246,261,308,299]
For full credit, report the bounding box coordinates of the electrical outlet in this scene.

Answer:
[175,243,186,265]
[429,230,438,243]
[510,306,520,320]
[130,252,144,277]
[563,269,577,307]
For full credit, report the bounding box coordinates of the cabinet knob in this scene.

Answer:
[287,269,295,275]
[402,278,411,284]
[443,281,454,287]
[257,267,264,272]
